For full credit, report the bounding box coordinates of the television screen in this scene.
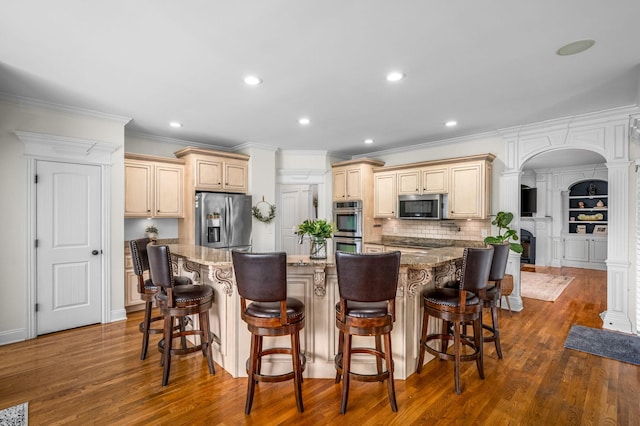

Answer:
[521,187,537,216]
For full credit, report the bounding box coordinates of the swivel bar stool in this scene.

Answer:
[334,251,401,414]
[481,243,510,358]
[416,246,494,394]
[443,242,510,358]
[232,251,306,414]
[147,243,216,386]
[129,238,192,360]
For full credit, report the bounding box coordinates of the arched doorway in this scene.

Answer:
[499,108,634,334]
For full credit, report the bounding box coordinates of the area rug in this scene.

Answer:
[520,271,574,301]
[0,402,28,425]
[565,324,640,366]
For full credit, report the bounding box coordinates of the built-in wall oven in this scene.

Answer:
[333,200,363,253]
[334,236,363,254]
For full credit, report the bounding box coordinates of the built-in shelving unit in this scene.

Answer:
[567,180,608,235]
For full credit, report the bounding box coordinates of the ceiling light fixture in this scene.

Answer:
[556,39,595,56]
[244,75,263,86]
[298,117,311,125]
[445,120,457,127]
[386,71,405,82]
[169,122,182,128]
[364,138,373,144]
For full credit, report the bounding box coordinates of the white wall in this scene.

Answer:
[0,97,127,344]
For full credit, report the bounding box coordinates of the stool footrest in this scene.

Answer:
[424,333,480,362]
[334,350,393,383]
[245,349,306,383]
[158,331,218,356]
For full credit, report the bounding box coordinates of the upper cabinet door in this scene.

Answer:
[155,164,184,218]
[449,162,485,219]
[397,169,420,195]
[374,172,397,218]
[124,161,153,217]
[422,166,448,193]
[333,169,347,201]
[345,168,362,200]
[195,158,223,190]
[223,161,248,193]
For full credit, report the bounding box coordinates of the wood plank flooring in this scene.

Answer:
[1,267,638,425]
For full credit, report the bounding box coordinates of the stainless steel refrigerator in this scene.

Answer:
[195,192,252,251]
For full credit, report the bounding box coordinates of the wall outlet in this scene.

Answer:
[481,229,488,238]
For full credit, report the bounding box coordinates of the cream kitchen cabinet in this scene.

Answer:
[374,171,397,218]
[175,147,249,194]
[124,252,145,311]
[125,154,184,218]
[397,166,448,195]
[363,243,385,253]
[448,160,491,219]
[333,166,364,201]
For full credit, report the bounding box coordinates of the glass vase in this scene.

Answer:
[310,237,327,259]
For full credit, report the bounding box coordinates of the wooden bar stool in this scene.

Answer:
[334,251,401,414]
[231,251,306,414]
[481,243,510,358]
[147,244,215,386]
[416,247,494,394]
[129,238,192,360]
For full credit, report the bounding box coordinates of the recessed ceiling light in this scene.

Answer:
[364,138,373,144]
[169,122,182,128]
[298,117,311,125]
[386,71,405,82]
[445,120,457,127]
[244,75,263,86]
[556,39,595,56]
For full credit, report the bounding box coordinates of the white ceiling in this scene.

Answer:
[1,1,639,158]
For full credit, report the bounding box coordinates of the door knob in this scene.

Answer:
[92,250,100,255]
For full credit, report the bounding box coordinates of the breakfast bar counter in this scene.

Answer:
[167,244,465,379]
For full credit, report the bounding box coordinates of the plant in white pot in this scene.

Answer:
[145,224,159,239]
[296,219,334,259]
[483,211,523,253]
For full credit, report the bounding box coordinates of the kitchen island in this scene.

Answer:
[167,244,465,379]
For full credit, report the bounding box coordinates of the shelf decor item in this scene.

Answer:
[145,224,158,239]
[296,218,335,259]
[483,211,523,254]
[594,225,607,234]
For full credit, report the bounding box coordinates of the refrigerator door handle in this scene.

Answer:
[226,196,233,244]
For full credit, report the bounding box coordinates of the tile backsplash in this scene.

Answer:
[381,218,490,242]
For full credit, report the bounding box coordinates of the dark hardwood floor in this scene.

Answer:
[1,267,637,425]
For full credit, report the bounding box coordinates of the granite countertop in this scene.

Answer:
[365,236,485,249]
[167,244,465,269]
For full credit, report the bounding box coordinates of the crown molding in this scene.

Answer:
[0,92,131,124]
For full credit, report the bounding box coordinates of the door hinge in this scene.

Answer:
[34,174,38,184]
[35,239,38,248]
[35,303,40,312]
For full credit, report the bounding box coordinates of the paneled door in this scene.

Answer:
[280,185,313,255]
[36,161,102,334]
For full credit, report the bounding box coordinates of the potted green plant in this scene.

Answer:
[296,219,334,259]
[484,211,523,253]
[145,223,159,239]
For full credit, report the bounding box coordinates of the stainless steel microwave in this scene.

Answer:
[398,194,448,220]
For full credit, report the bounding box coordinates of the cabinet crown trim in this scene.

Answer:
[332,158,385,168]
[372,153,496,173]
[125,152,185,165]
[174,146,249,161]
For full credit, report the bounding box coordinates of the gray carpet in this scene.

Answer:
[564,324,640,366]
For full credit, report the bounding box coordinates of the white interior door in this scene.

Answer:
[36,160,102,334]
[280,185,313,255]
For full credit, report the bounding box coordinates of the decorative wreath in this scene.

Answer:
[252,200,276,223]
